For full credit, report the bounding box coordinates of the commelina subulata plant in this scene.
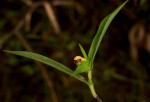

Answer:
[4,1,128,102]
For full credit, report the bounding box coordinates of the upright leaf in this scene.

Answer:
[79,44,87,59]
[4,50,88,85]
[88,0,128,62]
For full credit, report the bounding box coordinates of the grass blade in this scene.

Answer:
[88,0,128,62]
[4,50,88,85]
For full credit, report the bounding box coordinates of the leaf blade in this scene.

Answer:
[79,44,87,59]
[88,0,128,62]
[4,50,88,85]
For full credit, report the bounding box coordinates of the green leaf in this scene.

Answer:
[88,0,128,62]
[4,50,88,85]
[79,44,87,59]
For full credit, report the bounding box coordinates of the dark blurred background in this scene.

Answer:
[0,0,150,102]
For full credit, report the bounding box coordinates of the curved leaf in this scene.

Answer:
[4,50,88,85]
[88,0,128,62]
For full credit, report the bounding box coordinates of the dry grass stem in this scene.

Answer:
[43,1,61,34]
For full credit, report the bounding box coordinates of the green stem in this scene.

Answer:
[88,71,103,102]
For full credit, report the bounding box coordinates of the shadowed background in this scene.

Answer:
[0,0,150,102]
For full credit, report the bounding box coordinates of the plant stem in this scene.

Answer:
[88,71,103,102]
[96,96,103,102]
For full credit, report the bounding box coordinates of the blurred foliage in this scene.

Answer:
[0,0,150,102]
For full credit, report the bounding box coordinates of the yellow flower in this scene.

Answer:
[74,56,86,65]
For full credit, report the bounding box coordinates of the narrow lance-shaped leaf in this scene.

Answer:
[79,44,87,59]
[4,50,88,85]
[88,0,128,63]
